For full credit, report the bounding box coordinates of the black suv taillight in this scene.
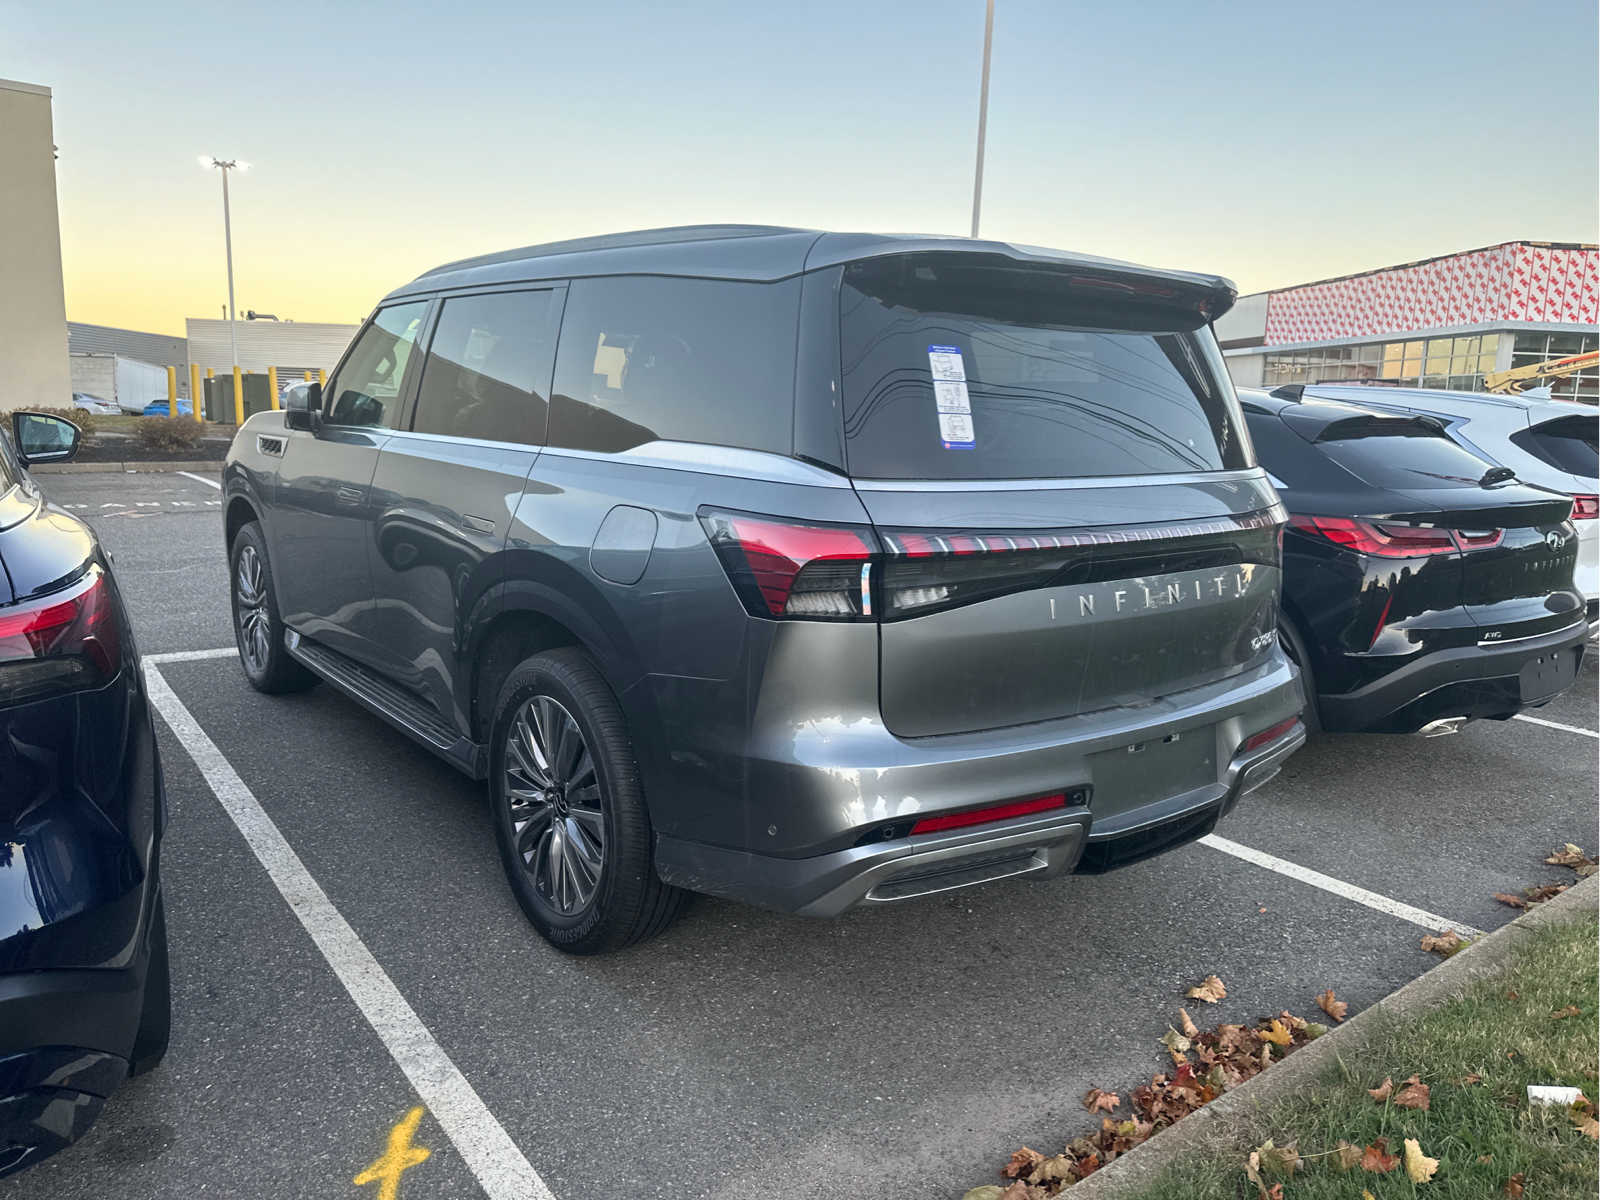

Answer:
[700,510,878,620]
[0,566,122,703]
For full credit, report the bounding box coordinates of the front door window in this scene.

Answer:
[326,302,429,428]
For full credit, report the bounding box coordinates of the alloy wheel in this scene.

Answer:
[504,695,605,915]
[234,544,271,674]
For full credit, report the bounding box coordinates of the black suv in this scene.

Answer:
[223,226,1305,953]
[0,412,169,1177]
[1240,388,1586,733]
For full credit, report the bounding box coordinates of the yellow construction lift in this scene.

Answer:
[1483,349,1599,395]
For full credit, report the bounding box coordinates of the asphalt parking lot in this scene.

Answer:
[13,468,1598,1200]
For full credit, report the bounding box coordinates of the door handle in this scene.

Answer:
[336,486,363,506]
[461,513,496,535]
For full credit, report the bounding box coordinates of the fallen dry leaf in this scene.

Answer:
[1362,1192,1376,1200]
[1159,1027,1192,1063]
[1187,974,1227,1004]
[1368,1076,1394,1103]
[1316,988,1349,1022]
[1421,929,1466,956]
[1461,1072,1483,1086]
[1545,843,1597,875]
[997,1183,1033,1200]
[1493,892,1529,909]
[1333,1140,1362,1171]
[1001,1147,1044,1178]
[1026,1155,1075,1186]
[1525,883,1569,903]
[1255,1139,1300,1178]
[1551,1005,1581,1020]
[1572,1094,1599,1140]
[1360,1138,1400,1173]
[1503,1172,1526,1197]
[1177,1007,1199,1038]
[1403,1137,1438,1183]
[1259,1019,1293,1047]
[1394,1074,1431,1111]
[1081,1088,1119,1114]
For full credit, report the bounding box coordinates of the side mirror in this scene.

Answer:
[12,411,81,466]
[284,381,321,432]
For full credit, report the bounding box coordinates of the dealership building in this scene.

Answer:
[1215,241,1599,402]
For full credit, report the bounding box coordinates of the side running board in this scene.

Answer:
[285,631,487,779]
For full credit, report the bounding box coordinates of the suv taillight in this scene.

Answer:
[703,507,1285,621]
[699,510,878,620]
[1572,495,1598,520]
[1287,514,1501,556]
[0,566,122,703]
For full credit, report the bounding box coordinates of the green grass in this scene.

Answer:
[1127,914,1598,1200]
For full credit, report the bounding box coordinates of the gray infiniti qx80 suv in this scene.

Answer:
[222,226,1306,953]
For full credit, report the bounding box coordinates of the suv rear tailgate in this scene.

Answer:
[856,479,1284,737]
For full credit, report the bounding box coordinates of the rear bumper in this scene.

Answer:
[0,893,159,1179]
[654,657,1306,916]
[1317,618,1589,733]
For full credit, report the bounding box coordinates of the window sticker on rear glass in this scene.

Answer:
[928,345,976,448]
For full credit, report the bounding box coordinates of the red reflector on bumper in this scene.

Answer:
[1241,717,1298,753]
[910,793,1067,836]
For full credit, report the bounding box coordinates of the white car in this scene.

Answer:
[72,391,120,415]
[1290,385,1598,623]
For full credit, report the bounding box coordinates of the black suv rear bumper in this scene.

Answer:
[1317,619,1588,734]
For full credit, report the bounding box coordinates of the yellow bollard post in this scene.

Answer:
[268,366,279,410]
[190,363,203,422]
[304,370,314,383]
[232,365,244,426]
[317,368,326,388]
[166,366,178,418]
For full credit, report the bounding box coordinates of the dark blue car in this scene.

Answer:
[0,411,169,1177]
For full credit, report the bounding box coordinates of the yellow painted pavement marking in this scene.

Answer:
[355,1106,432,1200]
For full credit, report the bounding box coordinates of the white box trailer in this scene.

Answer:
[68,352,169,413]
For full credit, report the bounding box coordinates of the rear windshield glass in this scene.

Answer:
[1510,415,1599,479]
[837,255,1249,481]
[1316,424,1503,490]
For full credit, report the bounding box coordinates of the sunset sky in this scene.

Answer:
[5,0,1597,335]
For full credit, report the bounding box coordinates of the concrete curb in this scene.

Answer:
[1061,873,1600,1198]
[31,461,221,475]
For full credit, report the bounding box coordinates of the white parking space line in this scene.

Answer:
[1513,713,1599,740]
[177,469,222,490]
[143,663,555,1200]
[1199,834,1485,939]
[146,647,237,664]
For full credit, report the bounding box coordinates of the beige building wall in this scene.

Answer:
[0,79,70,412]
[185,318,358,377]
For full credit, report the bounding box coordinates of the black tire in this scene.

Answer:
[129,893,170,1076]
[489,647,686,954]
[229,521,316,694]
[1278,616,1322,735]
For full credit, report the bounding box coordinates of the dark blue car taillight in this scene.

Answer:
[0,565,121,705]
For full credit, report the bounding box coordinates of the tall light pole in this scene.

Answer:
[200,156,247,372]
[970,0,995,238]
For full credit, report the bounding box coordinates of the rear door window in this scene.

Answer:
[838,255,1249,481]
[1510,415,1599,479]
[548,275,800,455]
[411,289,559,445]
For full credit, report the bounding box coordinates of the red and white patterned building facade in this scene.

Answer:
[1220,241,1599,400]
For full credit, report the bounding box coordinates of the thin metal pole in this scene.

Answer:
[970,0,994,239]
[220,165,238,371]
